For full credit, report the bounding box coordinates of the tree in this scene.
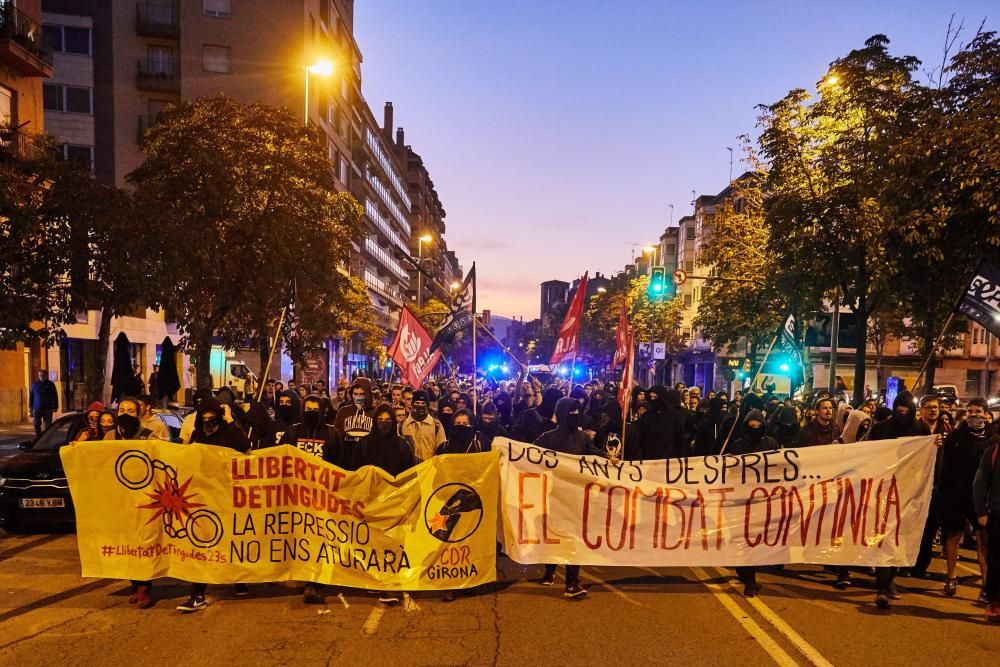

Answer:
[759,35,921,404]
[129,95,368,390]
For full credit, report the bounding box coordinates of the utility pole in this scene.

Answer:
[828,287,840,391]
[727,146,734,183]
[668,204,674,226]
[983,329,992,397]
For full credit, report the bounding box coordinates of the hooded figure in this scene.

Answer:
[868,391,920,441]
[74,401,106,442]
[694,395,729,456]
[534,397,596,456]
[767,405,801,448]
[190,396,250,452]
[438,409,486,454]
[513,387,562,444]
[840,409,873,444]
[835,402,852,431]
[718,393,765,451]
[634,387,686,460]
[181,388,218,443]
[348,404,416,477]
[476,401,509,449]
[278,394,342,464]
[333,377,375,446]
[730,409,779,455]
[265,389,301,447]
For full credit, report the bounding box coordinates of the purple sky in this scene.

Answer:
[355,1,995,321]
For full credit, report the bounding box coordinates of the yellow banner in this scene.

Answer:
[61,441,498,590]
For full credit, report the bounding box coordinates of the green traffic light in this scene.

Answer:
[653,283,662,292]
[779,362,790,372]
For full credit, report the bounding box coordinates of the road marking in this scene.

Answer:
[403,593,421,612]
[337,593,350,609]
[689,566,799,667]
[362,606,385,635]
[710,567,833,667]
[582,568,641,606]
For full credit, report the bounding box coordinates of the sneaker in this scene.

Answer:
[943,578,958,597]
[875,592,891,610]
[441,590,457,602]
[834,573,852,590]
[176,595,207,613]
[743,582,762,598]
[135,585,153,610]
[887,583,903,600]
[987,603,1000,623]
[303,584,322,604]
[540,571,555,586]
[563,583,588,599]
[378,593,401,605]
[234,584,250,597]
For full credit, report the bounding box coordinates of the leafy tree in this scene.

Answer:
[129,95,369,390]
[759,35,921,403]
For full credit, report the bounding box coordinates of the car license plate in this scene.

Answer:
[18,498,65,509]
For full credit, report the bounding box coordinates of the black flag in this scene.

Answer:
[957,260,1000,338]
[775,313,805,392]
[429,264,476,354]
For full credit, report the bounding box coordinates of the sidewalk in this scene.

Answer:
[0,421,36,447]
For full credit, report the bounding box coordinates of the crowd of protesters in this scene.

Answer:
[68,372,1000,623]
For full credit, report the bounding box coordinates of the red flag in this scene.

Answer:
[550,273,588,365]
[388,307,442,387]
[617,327,635,414]
[613,301,630,367]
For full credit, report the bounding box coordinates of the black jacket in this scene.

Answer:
[636,391,685,459]
[190,396,250,452]
[940,423,995,505]
[278,422,343,465]
[350,432,416,478]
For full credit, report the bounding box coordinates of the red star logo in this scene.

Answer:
[429,511,449,533]
[137,474,205,525]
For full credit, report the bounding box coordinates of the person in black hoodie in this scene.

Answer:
[177,396,250,613]
[636,386,685,460]
[438,401,457,437]
[438,409,486,454]
[333,377,375,449]
[535,397,596,598]
[513,387,561,443]
[719,393,765,453]
[866,390,919,610]
[939,397,992,599]
[265,390,300,447]
[694,394,729,456]
[277,394,343,603]
[728,409,779,597]
[767,405,801,448]
[477,402,509,449]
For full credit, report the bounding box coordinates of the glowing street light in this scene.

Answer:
[304,59,335,124]
[642,244,656,276]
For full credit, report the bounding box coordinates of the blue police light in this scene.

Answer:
[488,364,499,372]
[501,364,509,373]
[573,367,582,377]
[559,366,569,377]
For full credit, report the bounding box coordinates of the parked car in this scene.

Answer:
[0,410,181,533]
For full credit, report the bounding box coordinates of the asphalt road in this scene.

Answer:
[0,531,995,666]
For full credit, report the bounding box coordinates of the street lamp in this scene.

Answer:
[304,59,335,125]
[450,281,461,292]
[642,245,656,276]
[417,234,432,309]
[597,286,607,293]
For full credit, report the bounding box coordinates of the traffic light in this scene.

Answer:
[648,266,674,300]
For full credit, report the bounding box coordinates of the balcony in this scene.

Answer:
[0,125,48,162]
[136,59,179,93]
[136,1,180,38]
[0,4,53,77]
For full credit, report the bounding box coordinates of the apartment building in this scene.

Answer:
[0,0,53,422]
[34,0,449,398]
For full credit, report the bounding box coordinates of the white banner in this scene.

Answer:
[498,436,935,567]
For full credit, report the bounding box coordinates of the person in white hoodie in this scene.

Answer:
[839,410,873,444]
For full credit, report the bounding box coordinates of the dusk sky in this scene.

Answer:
[355,1,996,321]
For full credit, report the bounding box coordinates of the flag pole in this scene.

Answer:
[719,333,777,455]
[247,305,289,444]
[471,264,478,416]
[911,310,957,395]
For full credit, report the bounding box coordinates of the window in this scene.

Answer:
[43,84,92,114]
[42,25,92,55]
[686,227,696,240]
[148,45,174,74]
[684,260,694,273]
[203,0,231,18]
[202,45,231,73]
[683,294,693,308]
[0,86,11,124]
[339,156,348,185]
[61,144,94,170]
[666,244,675,256]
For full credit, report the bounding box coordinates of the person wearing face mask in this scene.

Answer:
[534,397,597,598]
[181,388,227,444]
[438,401,457,437]
[177,396,250,613]
[265,390,300,447]
[437,410,484,454]
[400,390,447,461]
[694,395,729,456]
[865,391,920,610]
[73,401,106,442]
[514,387,562,444]
[98,411,117,437]
[728,409,778,597]
[333,378,375,450]
[476,402,508,449]
[767,405,801,448]
[839,409,872,444]
[911,395,952,579]
[277,395,343,604]
[103,398,156,440]
[939,397,993,599]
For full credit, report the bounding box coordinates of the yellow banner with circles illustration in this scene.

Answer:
[61,441,498,590]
